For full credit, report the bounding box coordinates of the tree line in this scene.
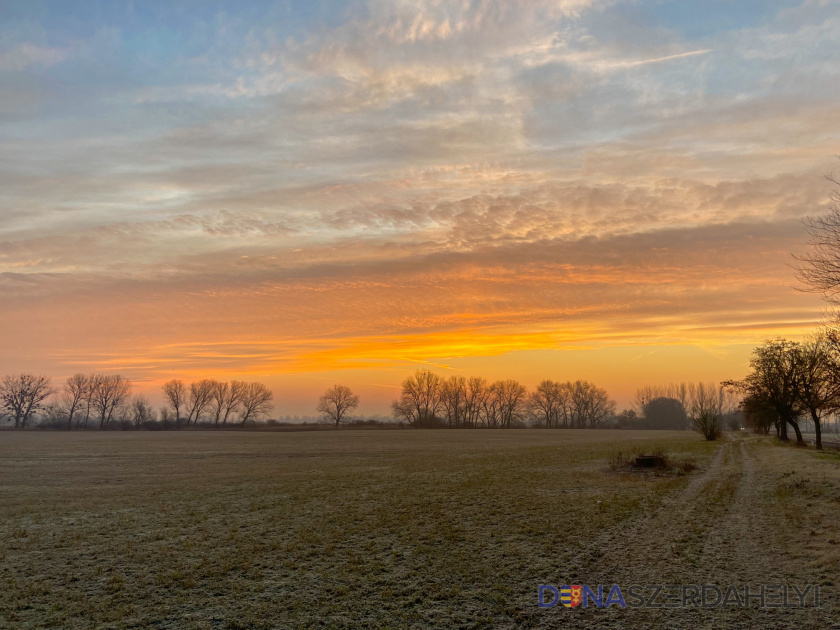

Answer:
[390,370,616,429]
[0,374,274,430]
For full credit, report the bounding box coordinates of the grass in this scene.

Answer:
[0,430,719,629]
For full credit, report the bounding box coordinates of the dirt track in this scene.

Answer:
[540,436,840,628]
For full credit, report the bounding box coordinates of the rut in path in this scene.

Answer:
[540,437,834,629]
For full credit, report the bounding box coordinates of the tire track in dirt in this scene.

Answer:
[535,437,834,629]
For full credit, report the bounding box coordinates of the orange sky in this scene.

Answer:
[1,1,838,414]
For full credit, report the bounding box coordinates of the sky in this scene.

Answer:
[1,0,839,415]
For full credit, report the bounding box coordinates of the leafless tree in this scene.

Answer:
[130,396,156,428]
[795,167,840,306]
[441,376,468,428]
[687,382,732,441]
[317,384,360,427]
[159,407,174,428]
[464,377,491,428]
[211,380,246,426]
[238,382,274,425]
[0,374,54,429]
[492,379,528,428]
[162,379,187,427]
[186,379,216,425]
[795,332,840,449]
[529,380,563,428]
[91,374,131,430]
[392,370,443,427]
[61,373,91,430]
[546,380,616,428]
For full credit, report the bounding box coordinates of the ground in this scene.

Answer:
[0,429,837,629]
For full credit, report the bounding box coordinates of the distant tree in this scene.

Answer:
[0,374,54,429]
[529,380,564,428]
[687,382,731,441]
[317,385,360,428]
[551,380,617,429]
[392,370,443,427]
[794,333,840,449]
[732,339,806,444]
[492,379,528,428]
[186,379,216,425]
[159,406,174,428]
[615,409,639,429]
[642,396,687,430]
[61,374,91,430]
[464,377,491,428]
[441,376,469,428]
[738,393,776,435]
[795,167,840,305]
[162,379,187,427]
[238,382,274,425]
[635,383,689,429]
[91,374,131,430]
[130,396,156,428]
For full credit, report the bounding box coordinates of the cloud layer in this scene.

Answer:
[0,0,837,411]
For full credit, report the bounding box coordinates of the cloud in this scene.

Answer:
[0,44,67,71]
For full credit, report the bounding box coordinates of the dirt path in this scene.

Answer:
[539,436,839,628]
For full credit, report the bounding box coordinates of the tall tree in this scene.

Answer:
[492,379,528,428]
[687,382,730,441]
[0,374,54,429]
[529,380,564,428]
[238,382,274,425]
[441,376,468,428]
[392,370,443,427]
[186,379,216,425]
[795,168,840,304]
[744,340,806,444]
[62,374,91,430]
[162,379,187,427]
[90,374,131,430]
[317,385,360,428]
[795,333,840,450]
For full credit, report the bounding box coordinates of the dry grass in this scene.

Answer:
[0,430,835,628]
[0,430,715,629]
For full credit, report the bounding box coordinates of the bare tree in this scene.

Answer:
[186,379,216,425]
[61,374,91,430]
[317,384,360,427]
[159,406,174,428]
[392,370,443,427]
[0,374,54,429]
[529,380,564,428]
[91,374,131,430]
[569,380,615,428]
[492,379,528,428]
[162,379,187,427]
[795,167,840,305]
[238,382,274,425]
[219,380,245,425]
[687,382,731,441]
[795,332,840,449]
[130,396,156,428]
[464,376,491,428]
[441,376,468,428]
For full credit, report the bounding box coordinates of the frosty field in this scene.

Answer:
[0,430,837,629]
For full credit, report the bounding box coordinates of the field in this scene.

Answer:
[0,430,838,629]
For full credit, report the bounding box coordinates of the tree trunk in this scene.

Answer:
[787,419,804,445]
[810,408,822,450]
